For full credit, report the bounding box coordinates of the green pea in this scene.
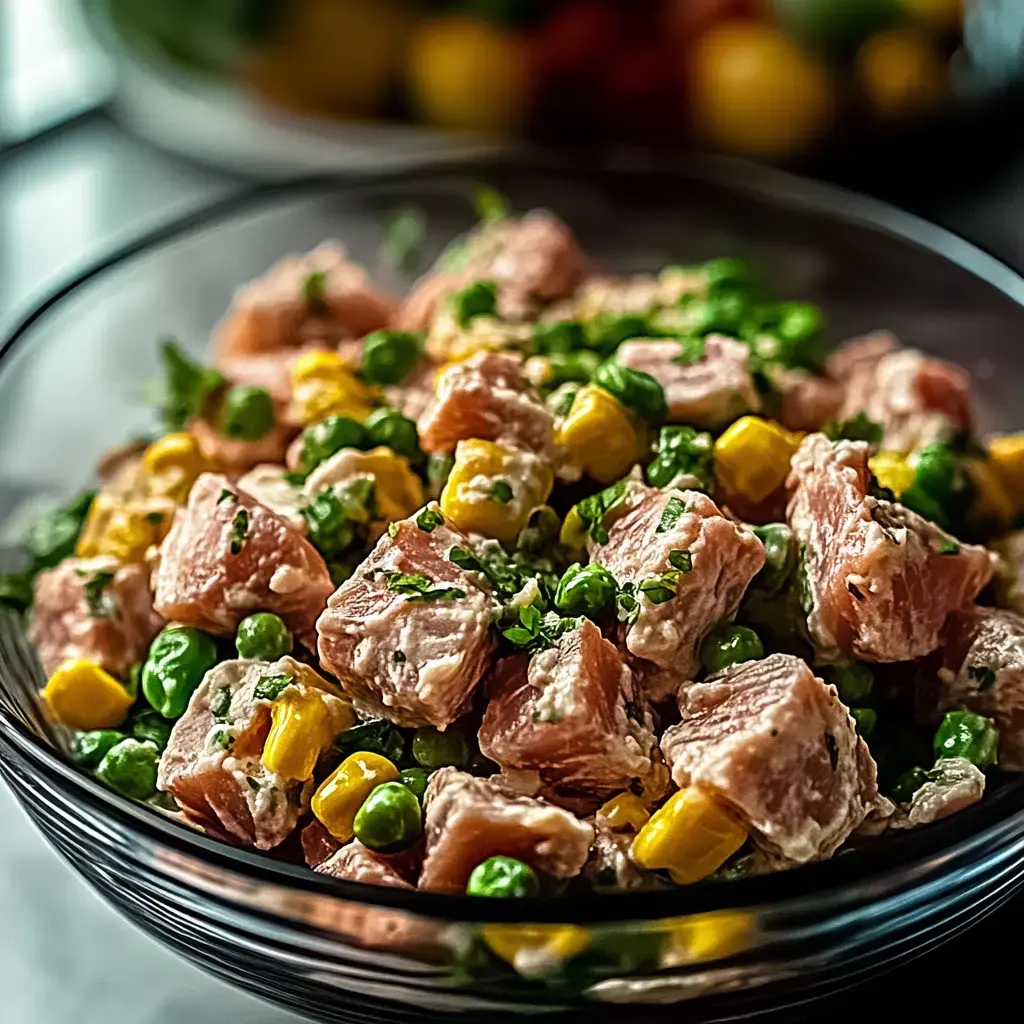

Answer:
[299,416,367,474]
[466,856,540,898]
[96,738,159,800]
[889,766,928,804]
[647,426,715,491]
[703,257,753,293]
[74,729,127,769]
[412,726,470,769]
[533,321,585,355]
[546,350,600,388]
[554,562,617,618]
[363,407,423,463]
[773,302,823,344]
[751,523,796,595]
[695,290,751,336]
[450,280,498,327]
[933,710,999,769]
[361,330,422,386]
[902,443,974,535]
[142,626,218,720]
[353,781,422,853]
[235,613,293,661]
[399,767,431,803]
[831,663,874,705]
[130,709,173,752]
[584,312,649,356]
[700,624,764,675]
[850,707,877,738]
[913,444,961,503]
[595,363,667,424]
[219,385,275,441]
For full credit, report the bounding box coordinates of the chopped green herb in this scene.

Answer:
[638,577,677,604]
[449,546,484,573]
[502,604,581,652]
[302,270,327,308]
[380,206,426,273]
[210,728,233,751]
[77,568,116,619]
[159,340,224,432]
[245,776,260,792]
[938,536,960,555]
[0,572,33,613]
[209,685,232,723]
[253,674,293,702]
[647,426,715,491]
[229,507,250,555]
[826,411,883,446]
[657,496,687,534]
[416,508,445,533]
[388,521,400,538]
[668,549,693,572]
[382,570,466,603]
[475,185,509,223]
[574,478,629,545]
[673,336,706,366]
[489,479,514,504]
[218,489,234,504]
[335,718,405,763]
[145,511,165,525]
[393,650,407,664]
[450,280,498,328]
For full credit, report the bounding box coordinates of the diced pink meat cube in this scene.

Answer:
[939,607,1024,770]
[316,840,415,889]
[478,619,656,804]
[158,657,351,849]
[28,557,163,678]
[418,767,594,893]
[661,653,879,862]
[383,356,440,423]
[616,335,760,429]
[787,434,995,662]
[316,512,496,729]
[213,244,394,362]
[591,486,766,701]
[188,416,293,475]
[418,350,553,456]
[394,212,585,330]
[773,367,843,433]
[825,332,972,451]
[152,473,334,637]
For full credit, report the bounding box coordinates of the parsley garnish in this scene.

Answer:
[657,496,687,534]
[77,568,116,619]
[245,776,260,792]
[229,507,249,555]
[668,549,692,572]
[672,336,706,366]
[209,686,232,722]
[968,665,998,691]
[393,650,407,663]
[210,728,233,751]
[217,488,235,505]
[388,521,400,538]
[575,478,629,545]
[254,674,293,702]
[302,270,327,309]
[449,546,484,573]
[489,479,513,504]
[503,604,581,652]
[475,185,510,223]
[635,550,692,605]
[380,206,426,273]
[382,570,466,602]
[416,508,444,533]
[159,339,224,431]
[938,536,960,555]
[826,411,883,446]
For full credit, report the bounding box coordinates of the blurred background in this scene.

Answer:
[2,2,1024,1022]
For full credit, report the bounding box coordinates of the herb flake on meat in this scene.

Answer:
[229,508,250,555]
[416,508,444,533]
[382,570,466,603]
[77,568,117,619]
[254,674,293,702]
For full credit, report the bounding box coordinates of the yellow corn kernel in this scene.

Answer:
[43,659,133,730]
[988,434,1024,512]
[555,385,639,485]
[76,493,172,563]
[311,751,399,841]
[714,416,801,504]
[967,457,1014,525]
[559,506,588,549]
[440,438,553,543]
[140,432,211,503]
[869,449,915,499]
[263,688,340,782]
[482,925,590,975]
[631,786,747,885]
[663,911,754,965]
[290,350,376,426]
[596,793,650,834]
[345,447,425,525]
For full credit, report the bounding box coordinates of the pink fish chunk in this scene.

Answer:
[478,619,656,804]
[152,473,334,637]
[158,657,350,850]
[616,335,760,429]
[787,434,995,662]
[591,486,765,700]
[394,212,585,330]
[316,840,414,889]
[418,350,553,455]
[825,332,972,452]
[213,244,394,362]
[939,607,1024,771]
[316,512,496,729]
[661,653,878,862]
[773,367,843,433]
[418,767,594,893]
[29,557,163,678]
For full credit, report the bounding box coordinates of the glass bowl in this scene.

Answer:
[3,161,1024,1022]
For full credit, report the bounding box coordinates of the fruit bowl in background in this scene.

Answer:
[78,0,1024,181]
[3,161,1024,1021]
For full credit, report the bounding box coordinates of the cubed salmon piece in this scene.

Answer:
[418,351,554,456]
[301,818,342,868]
[939,607,1024,770]
[316,512,496,728]
[152,473,334,637]
[394,212,585,330]
[28,557,163,678]
[616,336,760,429]
[383,356,441,423]
[591,486,766,700]
[904,757,985,825]
[316,840,415,889]
[213,244,394,362]
[158,657,351,849]
[825,332,972,452]
[418,768,594,893]
[188,416,293,475]
[478,620,656,804]
[787,434,995,662]
[773,367,843,433]
[661,653,878,862]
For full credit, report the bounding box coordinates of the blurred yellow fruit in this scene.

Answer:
[857,28,947,119]
[408,16,529,134]
[899,0,963,31]
[690,22,831,157]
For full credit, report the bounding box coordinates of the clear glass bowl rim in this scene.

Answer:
[3,154,1024,926]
